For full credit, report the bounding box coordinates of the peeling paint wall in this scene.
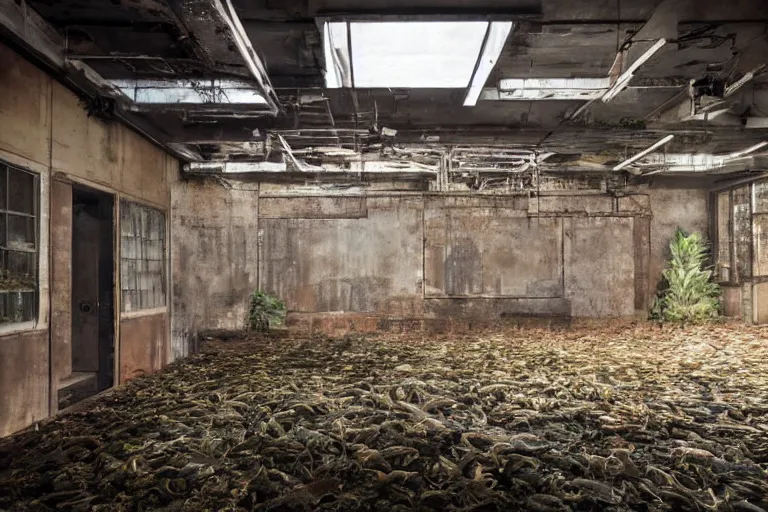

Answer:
[0,42,178,436]
[171,179,259,359]
[170,178,705,350]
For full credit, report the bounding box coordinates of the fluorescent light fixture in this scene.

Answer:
[463,22,514,106]
[485,77,610,100]
[728,141,768,159]
[612,134,674,171]
[323,20,501,89]
[602,38,666,103]
[185,161,287,173]
[629,142,767,173]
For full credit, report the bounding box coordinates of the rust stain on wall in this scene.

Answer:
[119,312,167,383]
[721,285,742,317]
[0,330,49,437]
[424,204,563,297]
[260,197,423,313]
[633,217,651,313]
[565,216,635,317]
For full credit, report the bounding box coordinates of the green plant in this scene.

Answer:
[650,228,721,323]
[247,290,286,332]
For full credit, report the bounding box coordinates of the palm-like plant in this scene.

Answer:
[651,228,721,323]
[247,291,286,332]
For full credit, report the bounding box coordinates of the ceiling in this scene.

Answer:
[3,0,768,186]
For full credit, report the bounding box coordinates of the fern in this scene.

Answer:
[651,228,720,323]
[247,291,286,332]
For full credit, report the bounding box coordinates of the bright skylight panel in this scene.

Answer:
[342,21,489,88]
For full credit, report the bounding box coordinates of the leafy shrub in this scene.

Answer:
[650,228,720,323]
[247,291,286,332]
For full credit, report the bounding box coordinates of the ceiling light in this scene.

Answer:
[612,134,674,171]
[484,78,611,101]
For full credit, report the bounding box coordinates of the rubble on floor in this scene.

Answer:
[1,323,767,511]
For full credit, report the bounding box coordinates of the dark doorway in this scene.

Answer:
[58,186,115,409]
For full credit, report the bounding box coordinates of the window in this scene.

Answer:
[752,181,768,277]
[120,201,166,312]
[0,162,38,325]
[733,186,752,281]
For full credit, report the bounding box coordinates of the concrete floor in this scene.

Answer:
[1,324,767,511]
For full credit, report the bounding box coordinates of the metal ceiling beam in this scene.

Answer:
[602,38,667,103]
[463,21,514,107]
[212,0,280,114]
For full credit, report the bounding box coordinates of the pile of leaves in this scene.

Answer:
[652,228,721,323]
[1,323,767,511]
[247,290,286,332]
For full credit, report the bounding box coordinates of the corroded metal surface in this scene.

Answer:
[0,330,49,437]
[119,312,168,383]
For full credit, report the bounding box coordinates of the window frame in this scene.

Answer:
[0,160,40,330]
[119,199,167,314]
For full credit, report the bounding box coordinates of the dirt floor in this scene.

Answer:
[1,323,767,511]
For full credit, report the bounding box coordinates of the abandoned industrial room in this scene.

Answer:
[0,0,767,509]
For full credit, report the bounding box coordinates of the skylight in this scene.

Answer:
[323,20,512,91]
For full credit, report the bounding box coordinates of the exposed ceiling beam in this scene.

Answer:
[0,0,197,162]
[602,38,667,103]
[463,21,514,107]
[211,0,280,114]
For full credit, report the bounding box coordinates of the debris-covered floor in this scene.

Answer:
[1,324,767,511]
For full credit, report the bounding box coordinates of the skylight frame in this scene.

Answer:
[320,17,515,93]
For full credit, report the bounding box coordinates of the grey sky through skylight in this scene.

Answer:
[325,21,489,89]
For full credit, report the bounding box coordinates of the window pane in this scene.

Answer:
[733,186,751,281]
[2,250,36,291]
[0,165,6,211]
[8,214,35,251]
[0,291,35,324]
[754,181,768,214]
[8,169,34,215]
[121,200,166,312]
[754,214,768,277]
[716,191,731,282]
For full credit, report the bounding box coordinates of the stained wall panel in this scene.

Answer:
[565,216,635,317]
[0,330,49,437]
[120,312,167,383]
[260,197,423,313]
[424,207,563,298]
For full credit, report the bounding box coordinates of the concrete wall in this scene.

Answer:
[171,179,259,359]
[171,179,708,351]
[648,183,710,295]
[0,42,178,436]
